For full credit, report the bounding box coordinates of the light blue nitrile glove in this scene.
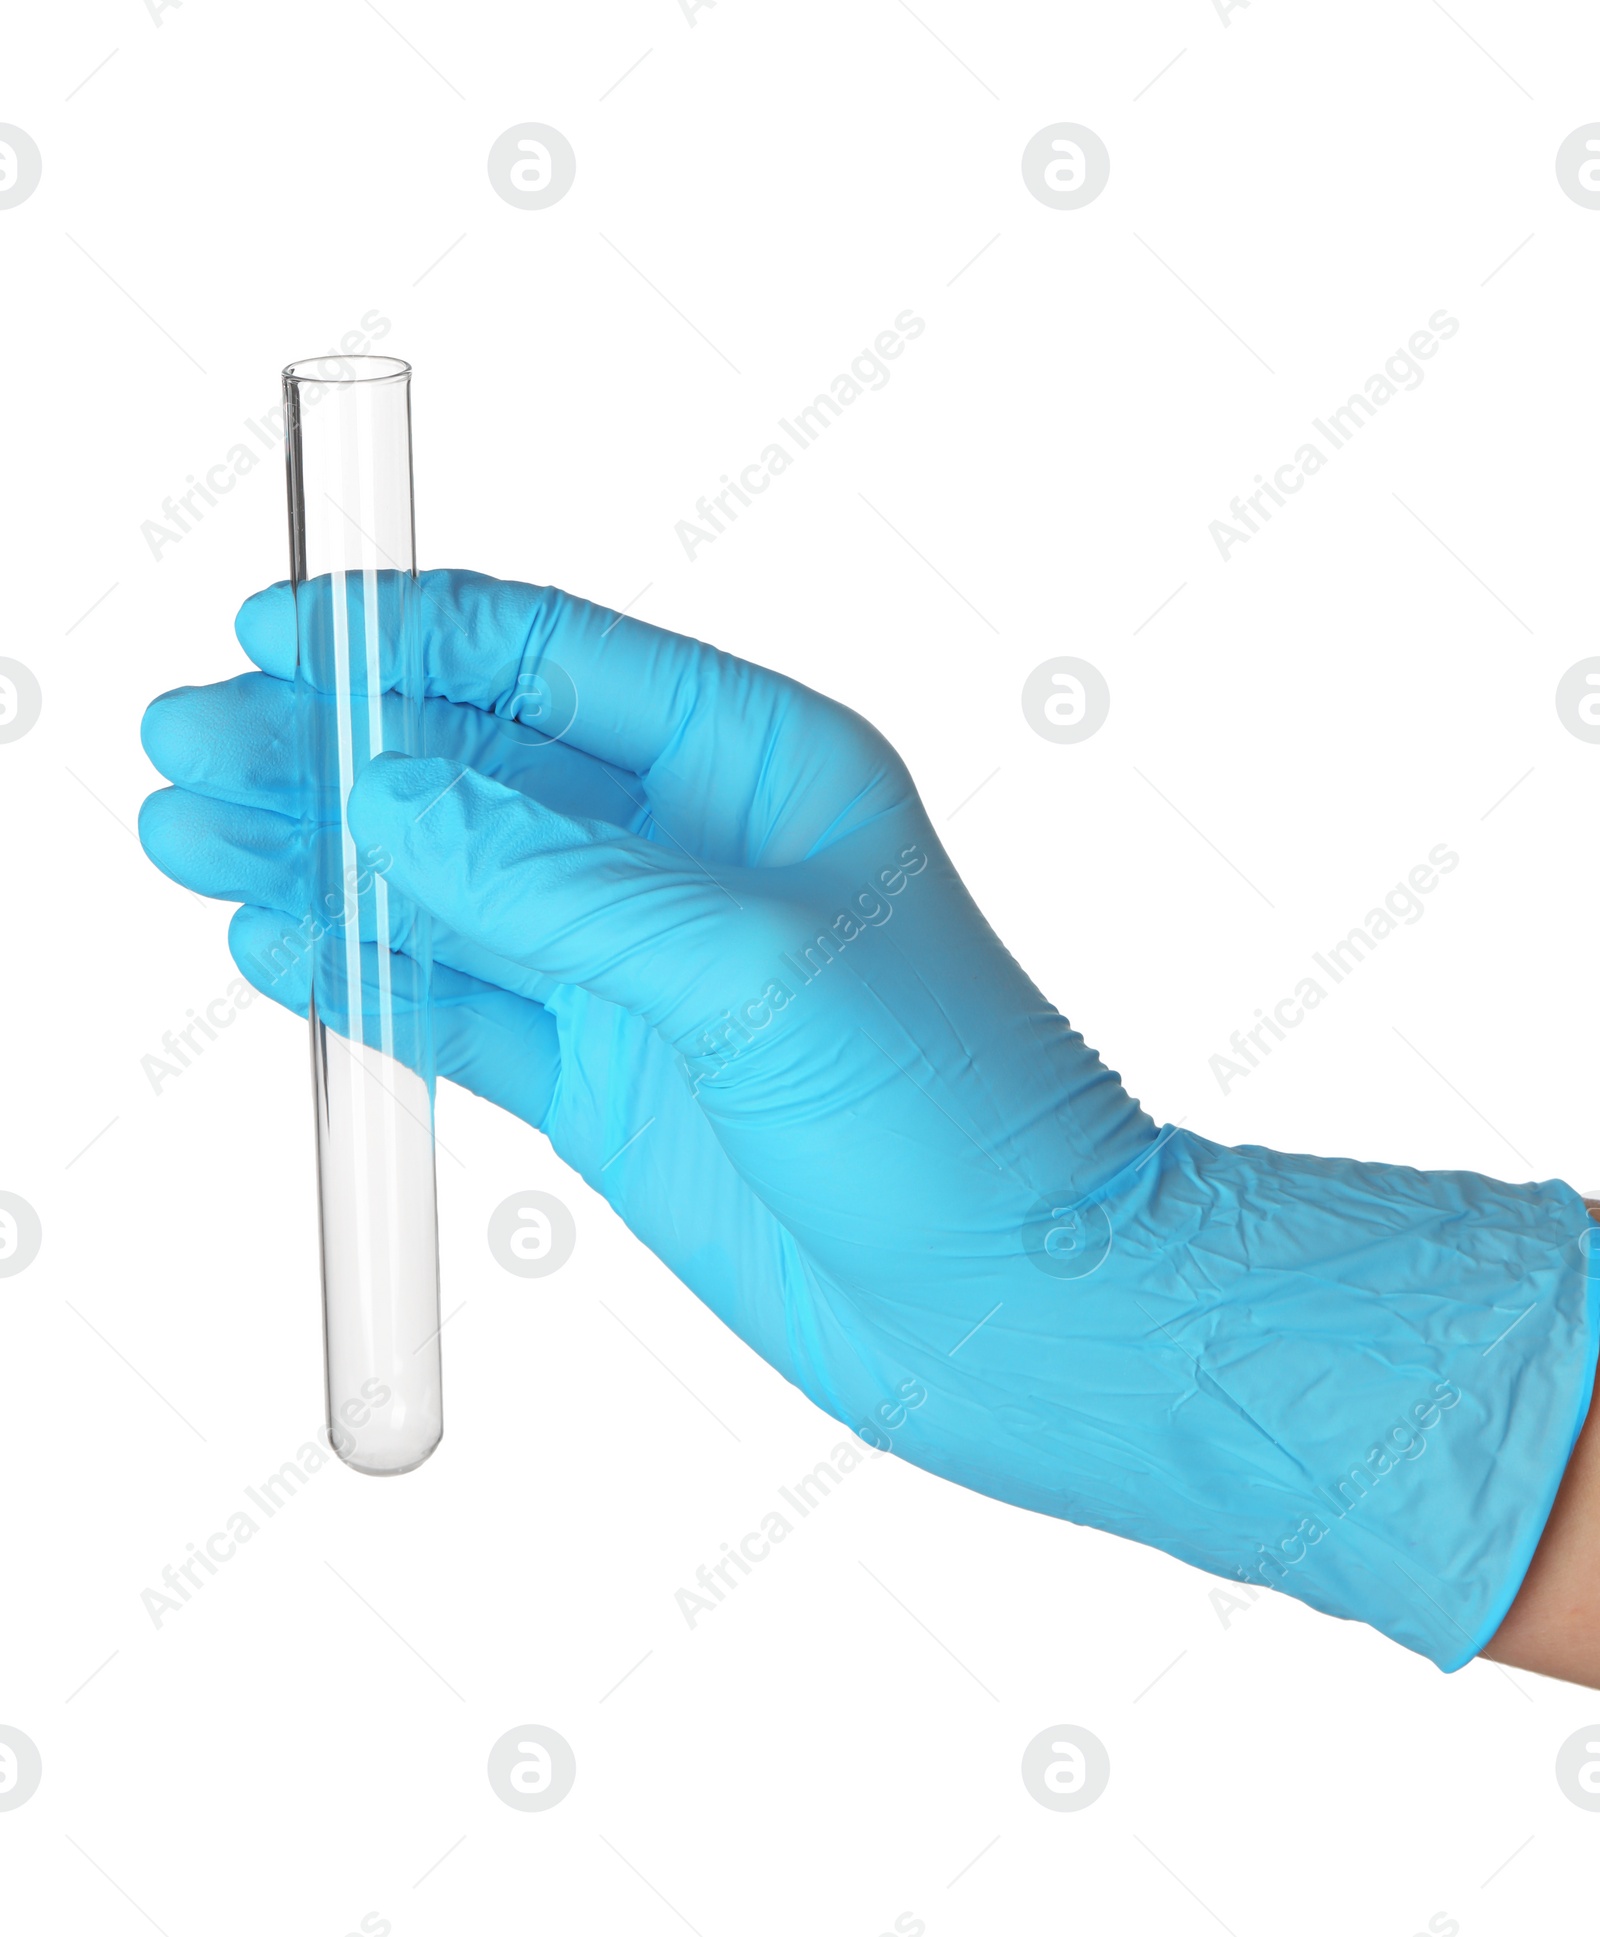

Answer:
[138,570,1599,1670]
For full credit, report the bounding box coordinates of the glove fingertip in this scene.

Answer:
[349,752,464,850]
[228,905,311,1019]
[234,581,296,678]
[139,687,198,780]
[137,786,187,876]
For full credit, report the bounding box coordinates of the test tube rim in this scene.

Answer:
[283,354,412,388]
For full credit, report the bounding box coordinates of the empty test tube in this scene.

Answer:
[283,354,442,1475]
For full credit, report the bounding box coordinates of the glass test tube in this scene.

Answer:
[283,354,443,1476]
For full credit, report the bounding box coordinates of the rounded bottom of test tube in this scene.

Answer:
[327,1422,443,1478]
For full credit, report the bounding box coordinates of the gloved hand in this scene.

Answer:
[139,570,1598,1670]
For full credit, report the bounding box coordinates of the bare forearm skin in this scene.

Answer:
[1480,1202,1600,1686]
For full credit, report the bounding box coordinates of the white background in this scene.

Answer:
[4,1,1600,1931]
